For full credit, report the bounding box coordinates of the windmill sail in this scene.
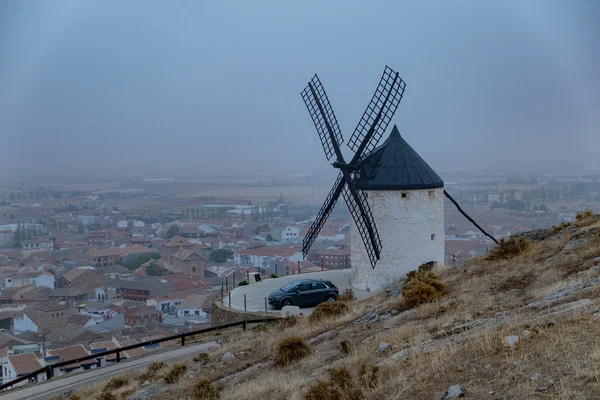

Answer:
[302,173,345,257]
[301,74,344,161]
[348,66,406,162]
[342,176,382,268]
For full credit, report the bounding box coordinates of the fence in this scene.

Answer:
[0,318,278,391]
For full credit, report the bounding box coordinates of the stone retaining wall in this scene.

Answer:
[211,301,277,327]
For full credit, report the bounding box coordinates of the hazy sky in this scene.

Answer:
[1,0,599,182]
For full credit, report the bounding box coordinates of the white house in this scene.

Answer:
[234,246,302,268]
[77,215,100,226]
[4,353,46,387]
[21,238,53,251]
[175,294,207,318]
[12,313,39,335]
[117,220,128,229]
[4,271,55,289]
[282,227,300,242]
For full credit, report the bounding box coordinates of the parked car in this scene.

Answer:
[268,279,339,309]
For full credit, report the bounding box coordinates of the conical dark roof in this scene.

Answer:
[355,125,443,190]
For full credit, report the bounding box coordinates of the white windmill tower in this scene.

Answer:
[300,66,498,292]
[349,125,444,291]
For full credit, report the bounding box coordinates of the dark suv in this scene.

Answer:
[268,279,339,309]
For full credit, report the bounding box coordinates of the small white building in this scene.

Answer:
[176,294,208,317]
[4,353,46,387]
[282,227,300,242]
[350,126,445,292]
[4,271,55,289]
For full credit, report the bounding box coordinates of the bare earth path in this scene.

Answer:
[0,341,219,400]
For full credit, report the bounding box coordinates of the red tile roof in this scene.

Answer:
[8,353,43,375]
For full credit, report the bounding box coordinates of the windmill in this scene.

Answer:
[300,66,405,269]
[301,66,498,287]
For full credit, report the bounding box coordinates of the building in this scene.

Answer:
[47,287,89,304]
[309,247,351,269]
[124,306,162,326]
[13,301,69,336]
[4,271,55,289]
[282,226,300,242]
[234,246,302,268]
[98,278,173,302]
[46,344,98,374]
[175,294,208,318]
[21,238,53,251]
[160,236,194,264]
[169,248,205,277]
[4,353,45,387]
[350,126,445,292]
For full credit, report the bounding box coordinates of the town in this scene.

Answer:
[0,168,598,387]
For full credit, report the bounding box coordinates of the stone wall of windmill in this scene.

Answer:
[350,187,445,292]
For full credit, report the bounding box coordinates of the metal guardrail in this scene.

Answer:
[0,318,278,391]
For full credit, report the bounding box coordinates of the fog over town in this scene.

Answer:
[0,1,599,397]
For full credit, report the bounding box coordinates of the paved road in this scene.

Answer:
[0,341,219,400]
[229,269,376,315]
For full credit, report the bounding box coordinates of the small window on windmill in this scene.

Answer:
[401,192,408,199]
[431,234,436,241]
[428,191,434,199]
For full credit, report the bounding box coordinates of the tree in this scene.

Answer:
[77,221,85,234]
[539,204,548,213]
[210,249,233,263]
[532,205,539,211]
[123,252,161,271]
[9,193,15,200]
[166,225,179,239]
[507,199,526,212]
[266,234,274,241]
[146,262,167,276]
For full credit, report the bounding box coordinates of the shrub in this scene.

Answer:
[98,393,117,400]
[103,376,129,391]
[339,340,352,356]
[402,272,445,309]
[163,364,187,384]
[552,222,570,233]
[486,237,531,260]
[275,336,310,366]
[576,210,594,221]
[193,352,210,363]
[270,274,278,278]
[191,379,221,399]
[309,301,349,323]
[406,261,435,283]
[338,288,356,302]
[138,361,166,383]
[304,365,379,400]
[238,280,249,286]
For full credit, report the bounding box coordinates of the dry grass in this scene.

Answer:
[191,379,222,399]
[68,222,600,400]
[304,365,379,400]
[138,361,167,383]
[309,302,349,323]
[486,236,532,260]
[338,288,356,302]
[275,336,311,366]
[103,376,129,391]
[163,363,187,384]
[193,352,210,363]
[553,221,571,233]
[577,209,594,221]
[402,272,446,309]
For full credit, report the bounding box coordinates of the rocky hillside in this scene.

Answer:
[64,211,600,400]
